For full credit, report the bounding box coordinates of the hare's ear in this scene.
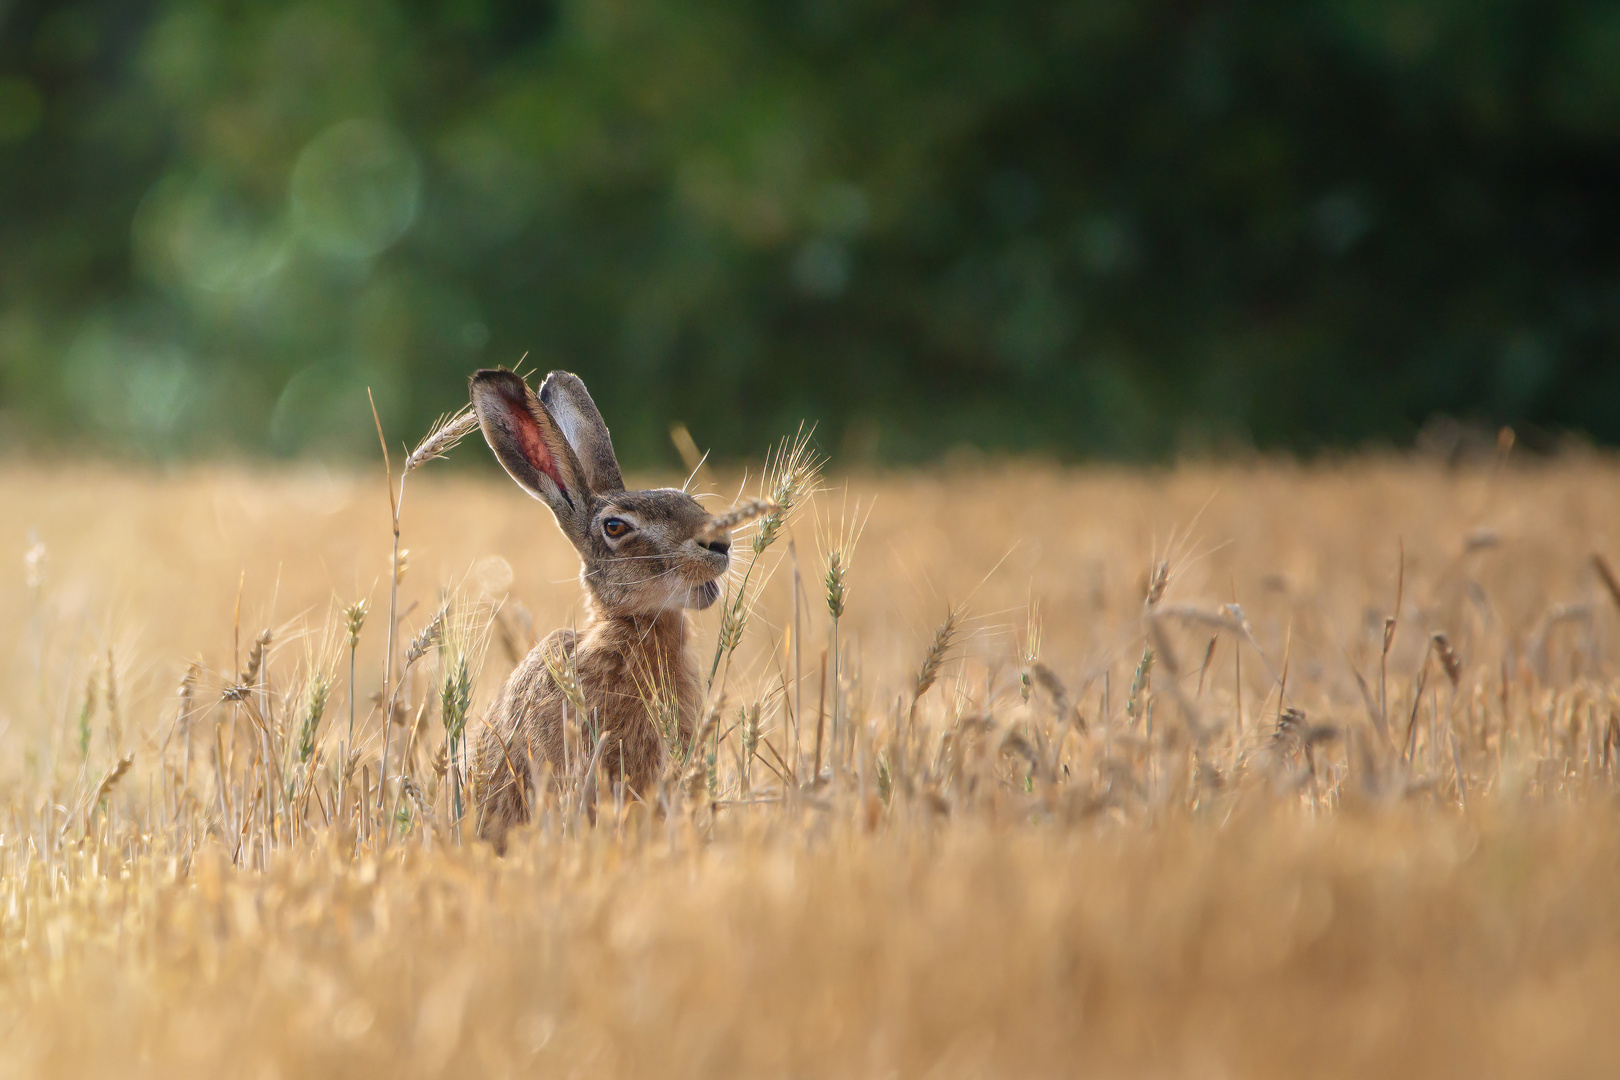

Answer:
[470,369,587,527]
[540,371,624,495]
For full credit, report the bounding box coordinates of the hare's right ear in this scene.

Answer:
[470,369,587,531]
[540,371,624,496]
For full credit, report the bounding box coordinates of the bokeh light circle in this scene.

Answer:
[290,119,421,260]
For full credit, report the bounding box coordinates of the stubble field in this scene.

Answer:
[2,451,1619,1078]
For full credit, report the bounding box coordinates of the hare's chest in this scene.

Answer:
[575,645,694,727]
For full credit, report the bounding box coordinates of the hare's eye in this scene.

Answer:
[602,517,633,540]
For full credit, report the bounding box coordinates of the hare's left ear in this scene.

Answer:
[540,371,624,495]
[470,369,589,537]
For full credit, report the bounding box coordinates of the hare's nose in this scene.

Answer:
[701,538,731,557]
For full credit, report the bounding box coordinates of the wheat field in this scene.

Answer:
[2,449,1620,1078]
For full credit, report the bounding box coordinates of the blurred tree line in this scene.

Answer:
[1,0,1619,464]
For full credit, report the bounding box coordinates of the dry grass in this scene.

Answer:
[3,452,1620,1077]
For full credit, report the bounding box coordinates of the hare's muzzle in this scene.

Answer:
[691,531,731,578]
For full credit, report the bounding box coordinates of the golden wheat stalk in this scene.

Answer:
[405,405,480,474]
[80,752,135,826]
[296,669,331,764]
[240,628,273,685]
[541,637,588,718]
[914,606,961,700]
[377,603,449,819]
[1430,632,1462,688]
[697,498,779,540]
[403,606,447,669]
[752,427,824,555]
[705,428,825,699]
[94,753,133,803]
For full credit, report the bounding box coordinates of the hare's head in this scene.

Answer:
[470,369,731,616]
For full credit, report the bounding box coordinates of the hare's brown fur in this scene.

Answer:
[463,368,726,851]
[472,606,700,848]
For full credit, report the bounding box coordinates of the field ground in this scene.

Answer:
[3,454,1620,1077]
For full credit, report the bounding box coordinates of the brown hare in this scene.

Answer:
[466,368,731,849]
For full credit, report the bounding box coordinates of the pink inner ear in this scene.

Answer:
[512,408,570,497]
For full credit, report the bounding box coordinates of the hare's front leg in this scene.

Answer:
[473,628,577,850]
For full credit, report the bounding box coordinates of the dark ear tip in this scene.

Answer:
[470,368,528,400]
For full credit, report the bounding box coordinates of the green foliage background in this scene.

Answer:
[2,0,1619,463]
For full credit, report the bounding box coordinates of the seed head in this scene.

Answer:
[404,607,447,668]
[440,656,473,743]
[915,606,962,699]
[1145,560,1169,607]
[699,498,778,541]
[752,428,823,556]
[405,406,479,474]
[297,670,331,763]
[1273,706,1307,754]
[1430,632,1462,688]
[177,661,200,730]
[92,753,134,806]
[343,600,369,650]
[399,776,437,826]
[240,629,273,685]
[824,549,847,620]
[717,594,748,656]
[541,638,587,717]
[1125,647,1154,720]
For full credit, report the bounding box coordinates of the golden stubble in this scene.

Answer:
[1,453,1620,1078]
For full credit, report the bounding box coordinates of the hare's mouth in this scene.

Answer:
[690,579,722,610]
